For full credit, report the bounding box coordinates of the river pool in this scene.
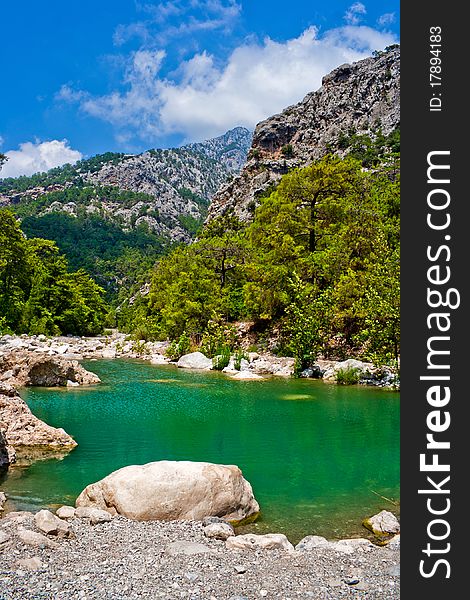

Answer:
[0,359,399,542]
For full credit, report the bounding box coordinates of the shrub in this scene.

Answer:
[131,340,150,355]
[281,144,294,158]
[234,348,248,371]
[200,320,236,358]
[212,346,231,370]
[132,317,163,341]
[336,366,361,385]
[165,331,191,360]
[0,317,13,336]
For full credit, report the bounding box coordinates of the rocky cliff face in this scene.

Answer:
[184,127,253,173]
[0,351,101,388]
[0,427,15,468]
[0,382,77,452]
[208,46,400,222]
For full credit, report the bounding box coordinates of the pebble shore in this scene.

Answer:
[0,513,399,600]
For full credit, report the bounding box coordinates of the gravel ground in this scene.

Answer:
[0,513,399,600]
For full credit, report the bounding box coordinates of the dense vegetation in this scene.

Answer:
[121,153,400,370]
[0,209,108,336]
[1,134,399,373]
[7,185,170,300]
[21,213,165,297]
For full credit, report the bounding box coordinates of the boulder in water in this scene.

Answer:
[0,383,77,451]
[363,510,400,536]
[0,350,100,387]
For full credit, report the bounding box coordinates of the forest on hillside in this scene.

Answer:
[122,152,400,371]
[0,144,399,372]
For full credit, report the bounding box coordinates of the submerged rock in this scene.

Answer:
[230,371,264,380]
[76,460,260,523]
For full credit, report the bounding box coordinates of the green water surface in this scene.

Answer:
[0,359,399,542]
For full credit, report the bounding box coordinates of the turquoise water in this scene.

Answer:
[0,360,399,542]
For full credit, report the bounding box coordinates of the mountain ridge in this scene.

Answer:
[207,46,400,222]
[0,127,253,244]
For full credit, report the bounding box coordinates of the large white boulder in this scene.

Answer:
[176,352,212,370]
[76,461,260,523]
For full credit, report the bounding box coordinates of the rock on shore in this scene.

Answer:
[0,334,399,386]
[0,333,171,362]
[76,461,260,523]
[177,352,213,370]
[0,383,77,452]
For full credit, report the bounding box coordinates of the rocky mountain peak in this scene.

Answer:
[0,127,253,244]
[184,127,253,173]
[207,45,400,222]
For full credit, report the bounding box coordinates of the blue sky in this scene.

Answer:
[0,1,399,178]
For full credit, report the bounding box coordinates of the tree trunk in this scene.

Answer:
[309,201,316,253]
[221,252,226,287]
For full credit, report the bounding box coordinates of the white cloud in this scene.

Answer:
[344,3,367,25]
[114,0,241,46]
[0,135,4,148]
[0,140,83,179]
[377,12,396,27]
[65,24,397,144]
[55,85,89,103]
